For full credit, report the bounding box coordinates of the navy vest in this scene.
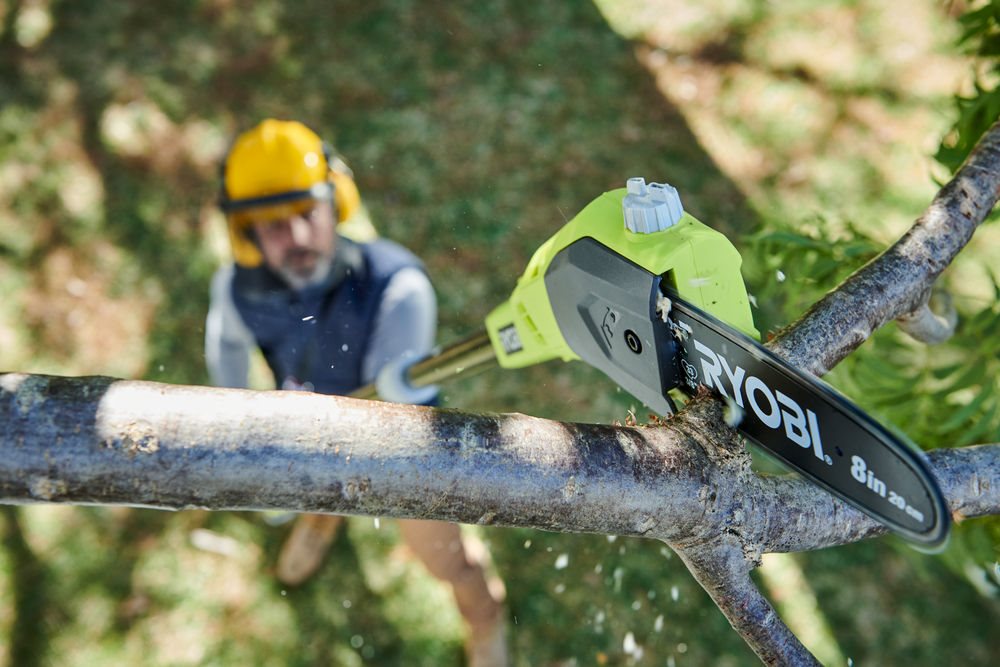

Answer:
[230,238,424,396]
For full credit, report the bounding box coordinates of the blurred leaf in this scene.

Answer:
[939,388,993,433]
[931,362,966,380]
[956,402,999,446]
[943,360,989,393]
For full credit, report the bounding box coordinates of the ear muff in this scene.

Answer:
[225,213,266,268]
[329,166,360,223]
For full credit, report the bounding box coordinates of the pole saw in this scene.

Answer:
[355,178,950,547]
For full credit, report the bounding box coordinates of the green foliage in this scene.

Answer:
[936,81,1000,172]
[936,0,1000,174]
[746,220,882,333]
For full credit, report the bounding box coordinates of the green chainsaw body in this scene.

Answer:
[485,186,758,370]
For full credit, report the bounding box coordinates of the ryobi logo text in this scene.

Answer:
[692,338,832,466]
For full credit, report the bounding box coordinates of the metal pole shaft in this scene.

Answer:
[352,331,497,400]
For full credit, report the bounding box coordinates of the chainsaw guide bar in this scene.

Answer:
[666,293,950,547]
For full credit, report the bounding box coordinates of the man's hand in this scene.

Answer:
[375,351,439,404]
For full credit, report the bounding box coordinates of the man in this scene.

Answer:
[205,119,508,666]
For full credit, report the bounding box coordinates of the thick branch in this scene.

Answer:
[0,373,720,540]
[2,373,997,551]
[924,445,1000,520]
[769,120,1000,375]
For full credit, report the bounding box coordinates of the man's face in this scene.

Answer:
[252,199,337,288]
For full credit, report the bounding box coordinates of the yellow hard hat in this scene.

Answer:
[220,119,361,267]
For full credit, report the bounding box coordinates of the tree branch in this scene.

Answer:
[675,539,820,666]
[1,373,997,548]
[768,120,1000,375]
[0,373,720,538]
[750,444,1000,553]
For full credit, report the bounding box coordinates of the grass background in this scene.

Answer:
[1,0,998,664]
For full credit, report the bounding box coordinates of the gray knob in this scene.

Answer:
[622,177,684,234]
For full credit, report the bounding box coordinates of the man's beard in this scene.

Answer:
[276,249,334,289]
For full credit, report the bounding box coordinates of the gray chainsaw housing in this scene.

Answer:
[544,237,681,414]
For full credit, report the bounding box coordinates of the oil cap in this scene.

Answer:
[623,177,684,234]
